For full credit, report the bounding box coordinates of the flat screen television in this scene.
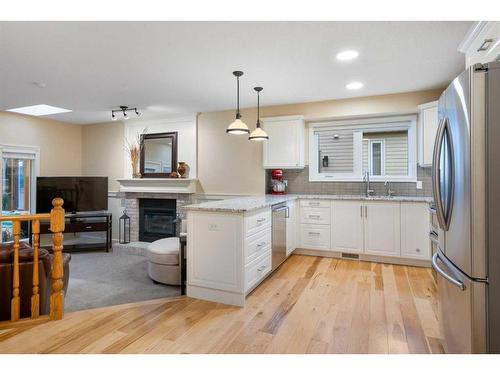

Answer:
[36,177,108,214]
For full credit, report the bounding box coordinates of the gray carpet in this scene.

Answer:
[65,251,180,312]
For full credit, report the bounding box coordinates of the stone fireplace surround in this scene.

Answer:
[118,191,194,242]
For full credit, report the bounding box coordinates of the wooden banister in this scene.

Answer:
[0,198,65,323]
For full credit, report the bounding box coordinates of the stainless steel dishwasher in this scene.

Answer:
[271,202,288,271]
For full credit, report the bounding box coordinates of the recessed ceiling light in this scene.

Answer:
[336,50,359,61]
[346,82,364,90]
[6,104,72,116]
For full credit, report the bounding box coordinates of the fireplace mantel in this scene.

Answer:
[117,178,197,194]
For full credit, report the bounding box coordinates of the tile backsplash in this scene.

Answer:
[266,166,433,197]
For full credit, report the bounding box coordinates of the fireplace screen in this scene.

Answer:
[139,199,176,242]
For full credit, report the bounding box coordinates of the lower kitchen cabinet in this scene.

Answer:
[364,201,401,256]
[401,202,431,259]
[300,224,331,250]
[331,200,364,254]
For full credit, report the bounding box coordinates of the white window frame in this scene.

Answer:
[368,139,385,176]
[0,144,41,214]
[309,115,417,182]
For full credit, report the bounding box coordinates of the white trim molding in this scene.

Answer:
[117,178,198,194]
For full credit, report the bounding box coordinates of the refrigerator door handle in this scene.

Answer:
[432,117,454,231]
[432,251,466,291]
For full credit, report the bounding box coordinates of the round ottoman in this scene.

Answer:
[146,237,181,285]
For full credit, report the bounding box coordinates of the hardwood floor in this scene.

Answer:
[0,255,444,354]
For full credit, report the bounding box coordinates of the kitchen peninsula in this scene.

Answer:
[185,194,432,306]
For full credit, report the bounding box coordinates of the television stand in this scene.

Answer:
[37,212,112,253]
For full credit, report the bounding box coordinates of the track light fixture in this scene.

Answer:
[111,106,141,121]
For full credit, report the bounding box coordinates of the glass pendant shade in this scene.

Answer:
[249,126,269,141]
[226,118,249,134]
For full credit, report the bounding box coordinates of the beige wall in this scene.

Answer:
[197,88,443,195]
[81,121,125,191]
[0,111,82,176]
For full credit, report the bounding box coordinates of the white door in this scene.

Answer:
[364,201,401,256]
[331,200,364,254]
[401,202,431,259]
[286,200,296,256]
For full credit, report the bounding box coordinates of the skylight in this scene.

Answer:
[6,104,72,116]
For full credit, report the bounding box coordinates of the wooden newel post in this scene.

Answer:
[11,221,21,321]
[49,198,65,320]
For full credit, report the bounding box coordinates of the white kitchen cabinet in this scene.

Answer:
[262,115,305,169]
[418,101,439,167]
[331,200,364,254]
[364,201,401,256]
[300,224,331,250]
[286,199,297,256]
[187,207,272,307]
[401,202,431,259]
[459,22,500,68]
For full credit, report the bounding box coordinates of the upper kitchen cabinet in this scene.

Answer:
[459,22,500,67]
[418,101,439,167]
[262,115,305,169]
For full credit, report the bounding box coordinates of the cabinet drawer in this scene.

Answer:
[299,199,331,209]
[300,224,331,250]
[64,221,107,232]
[245,250,272,293]
[245,208,271,237]
[300,206,331,225]
[244,228,271,266]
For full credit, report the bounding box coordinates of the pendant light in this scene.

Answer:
[249,87,269,141]
[226,71,249,135]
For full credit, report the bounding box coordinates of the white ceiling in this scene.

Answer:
[0,21,471,124]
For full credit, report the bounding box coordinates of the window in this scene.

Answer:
[0,145,39,242]
[309,115,417,182]
[2,158,32,212]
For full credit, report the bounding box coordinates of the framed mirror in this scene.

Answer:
[140,132,178,178]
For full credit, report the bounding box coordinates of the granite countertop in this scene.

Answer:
[184,194,433,213]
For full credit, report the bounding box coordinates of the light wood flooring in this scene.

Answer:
[0,255,444,354]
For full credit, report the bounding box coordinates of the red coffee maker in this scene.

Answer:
[271,169,287,195]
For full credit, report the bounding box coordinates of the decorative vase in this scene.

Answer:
[177,162,187,178]
[131,159,141,178]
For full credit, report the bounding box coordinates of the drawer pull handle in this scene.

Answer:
[256,218,267,224]
[256,242,267,248]
[257,265,266,272]
[85,226,92,229]
[308,215,320,219]
[309,202,320,206]
[308,232,321,236]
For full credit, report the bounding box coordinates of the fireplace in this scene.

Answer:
[139,199,176,242]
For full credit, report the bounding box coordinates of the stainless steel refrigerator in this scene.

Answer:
[431,61,500,353]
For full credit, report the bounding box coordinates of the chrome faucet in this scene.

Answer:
[384,181,396,197]
[363,171,375,197]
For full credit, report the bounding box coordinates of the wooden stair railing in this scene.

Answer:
[0,198,65,322]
